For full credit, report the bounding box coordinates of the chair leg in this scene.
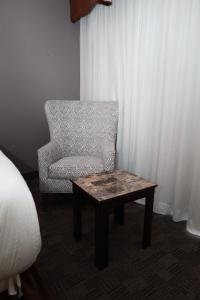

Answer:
[41,193,48,211]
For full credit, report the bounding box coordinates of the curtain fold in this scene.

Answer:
[80,0,200,235]
[70,0,112,23]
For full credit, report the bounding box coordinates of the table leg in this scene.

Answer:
[73,185,82,241]
[95,203,109,270]
[142,189,155,248]
[114,205,124,225]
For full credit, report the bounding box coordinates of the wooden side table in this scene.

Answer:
[71,170,157,270]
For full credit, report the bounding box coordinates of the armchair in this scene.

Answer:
[38,100,118,199]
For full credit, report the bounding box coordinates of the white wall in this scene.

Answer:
[0,0,80,172]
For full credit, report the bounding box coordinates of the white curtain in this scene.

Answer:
[80,0,200,236]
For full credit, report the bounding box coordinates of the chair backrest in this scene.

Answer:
[45,100,118,157]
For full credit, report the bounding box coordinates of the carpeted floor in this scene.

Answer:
[2,178,200,299]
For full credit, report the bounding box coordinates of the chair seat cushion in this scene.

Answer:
[49,156,104,179]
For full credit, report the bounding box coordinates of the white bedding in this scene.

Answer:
[0,150,41,295]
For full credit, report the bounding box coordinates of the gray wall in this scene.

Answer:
[0,0,80,172]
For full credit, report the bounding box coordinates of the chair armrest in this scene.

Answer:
[101,143,116,171]
[38,141,62,179]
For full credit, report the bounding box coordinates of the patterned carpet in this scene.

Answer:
[2,178,200,299]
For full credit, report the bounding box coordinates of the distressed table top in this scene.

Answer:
[71,170,157,202]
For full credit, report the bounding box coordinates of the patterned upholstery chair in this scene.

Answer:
[38,100,118,203]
